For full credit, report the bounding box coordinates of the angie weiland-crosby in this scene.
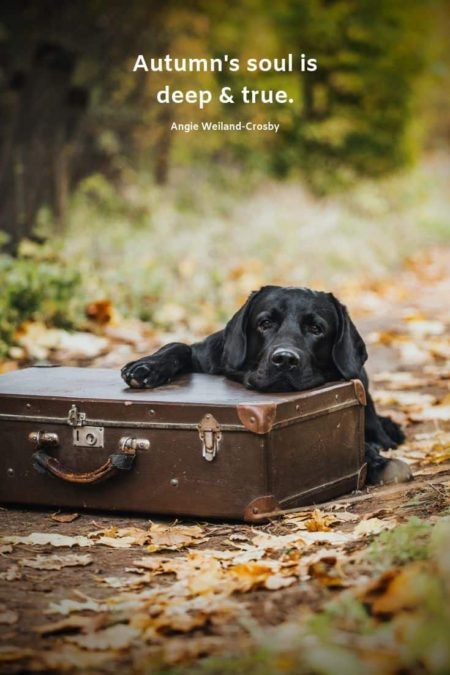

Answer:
[171,121,280,133]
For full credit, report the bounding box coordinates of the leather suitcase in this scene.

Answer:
[0,367,367,522]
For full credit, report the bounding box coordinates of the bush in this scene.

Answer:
[0,245,83,358]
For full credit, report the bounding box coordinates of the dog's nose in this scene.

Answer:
[271,348,300,370]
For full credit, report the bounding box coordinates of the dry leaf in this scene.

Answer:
[20,553,92,570]
[89,526,150,547]
[404,318,445,338]
[161,635,225,665]
[373,389,435,408]
[264,575,297,590]
[372,371,426,389]
[410,402,450,422]
[409,431,450,465]
[98,573,152,590]
[46,598,107,616]
[38,644,116,670]
[50,512,80,523]
[354,518,396,537]
[308,556,347,588]
[66,623,140,650]
[85,299,117,325]
[229,562,277,591]
[34,613,106,635]
[147,523,205,551]
[358,562,429,616]
[1,533,92,548]
[304,509,336,532]
[0,564,22,581]
[0,544,13,555]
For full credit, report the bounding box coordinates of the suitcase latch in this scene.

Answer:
[198,414,222,462]
[67,404,86,427]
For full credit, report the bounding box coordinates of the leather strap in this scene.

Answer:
[32,447,136,484]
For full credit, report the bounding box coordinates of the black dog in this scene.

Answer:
[122,286,412,484]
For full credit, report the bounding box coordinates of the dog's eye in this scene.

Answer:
[258,319,273,331]
[307,323,323,335]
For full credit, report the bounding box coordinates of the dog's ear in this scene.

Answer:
[329,294,367,379]
[222,289,265,371]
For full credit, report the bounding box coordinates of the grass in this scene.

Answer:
[1,153,449,357]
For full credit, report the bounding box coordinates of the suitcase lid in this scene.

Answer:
[0,366,365,434]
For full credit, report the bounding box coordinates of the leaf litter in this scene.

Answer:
[0,250,449,672]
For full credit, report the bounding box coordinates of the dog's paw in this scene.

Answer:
[121,358,171,389]
[379,415,406,446]
[369,458,413,485]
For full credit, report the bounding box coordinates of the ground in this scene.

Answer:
[0,248,449,674]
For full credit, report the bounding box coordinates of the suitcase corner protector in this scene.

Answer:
[237,402,277,434]
[243,495,280,523]
[351,379,367,406]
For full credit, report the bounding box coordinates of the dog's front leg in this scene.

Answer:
[121,343,193,388]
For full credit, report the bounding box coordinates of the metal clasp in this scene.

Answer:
[198,414,222,462]
[119,437,151,453]
[67,404,86,427]
[28,431,60,447]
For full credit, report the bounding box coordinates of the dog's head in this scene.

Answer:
[222,286,367,391]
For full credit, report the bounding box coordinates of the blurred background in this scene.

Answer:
[0,0,449,366]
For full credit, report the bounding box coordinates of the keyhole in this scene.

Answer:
[86,433,96,445]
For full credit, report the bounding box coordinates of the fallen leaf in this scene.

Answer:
[264,575,297,590]
[358,561,429,616]
[34,613,106,635]
[66,623,140,650]
[98,574,152,590]
[304,509,336,532]
[307,556,348,588]
[161,635,225,665]
[404,317,445,338]
[354,518,396,537]
[0,564,22,581]
[38,644,116,670]
[147,523,205,551]
[396,341,431,367]
[229,562,280,592]
[410,402,450,422]
[372,389,436,408]
[50,512,80,523]
[85,299,117,325]
[20,553,93,570]
[372,371,426,389]
[0,544,13,555]
[1,533,92,548]
[46,598,108,616]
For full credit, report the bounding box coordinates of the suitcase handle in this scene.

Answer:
[31,436,145,484]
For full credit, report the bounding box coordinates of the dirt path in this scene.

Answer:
[0,248,449,674]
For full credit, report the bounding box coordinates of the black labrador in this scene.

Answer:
[121,286,412,484]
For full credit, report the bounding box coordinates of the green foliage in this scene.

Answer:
[0,245,83,357]
[366,516,433,568]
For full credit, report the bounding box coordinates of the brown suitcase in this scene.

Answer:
[0,366,367,522]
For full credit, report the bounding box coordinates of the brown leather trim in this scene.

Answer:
[243,495,280,522]
[351,379,367,406]
[237,402,277,434]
